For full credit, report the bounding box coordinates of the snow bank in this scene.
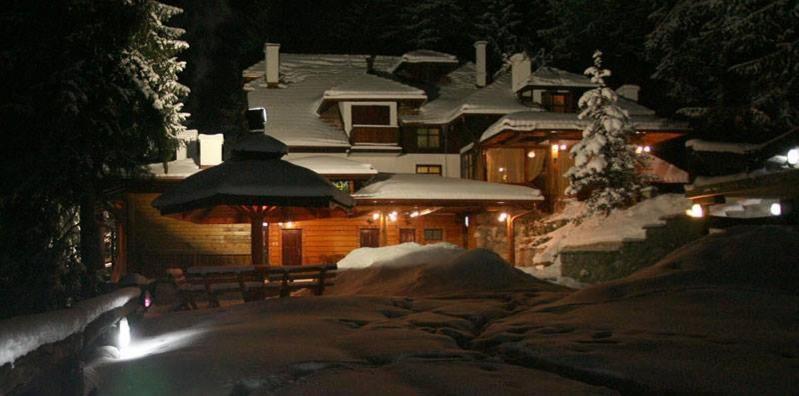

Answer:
[533,194,691,265]
[337,242,464,270]
[685,139,760,154]
[0,288,140,366]
[332,248,563,297]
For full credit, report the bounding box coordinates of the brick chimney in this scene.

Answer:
[264,42,280,87]
[474,40,488,87]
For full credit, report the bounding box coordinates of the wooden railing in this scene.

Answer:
[138,253,252,277]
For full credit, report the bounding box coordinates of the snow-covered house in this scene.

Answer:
[460,54,690,210]
[115,42,554,271]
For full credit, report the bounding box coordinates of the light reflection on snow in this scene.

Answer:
[116,329,202,361]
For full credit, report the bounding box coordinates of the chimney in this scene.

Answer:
[366,55,376,74]
[246,107,268,131]
[510,53,531,92]
[264,42,280,87]
[474,40,488,87]
[175,129,199,161]
[616,84,640,102]
[199,133,224,167]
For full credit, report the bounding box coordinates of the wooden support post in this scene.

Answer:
[251,215,265,266]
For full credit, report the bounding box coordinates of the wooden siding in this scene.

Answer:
[350,126,399,144]
[126,192,467,275]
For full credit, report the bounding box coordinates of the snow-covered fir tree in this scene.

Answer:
[124,1,190,148]
[565,50,643,219]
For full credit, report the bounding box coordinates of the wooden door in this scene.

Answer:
[399,228,416,243]
[281,229,302,266]
[360,228,380,247]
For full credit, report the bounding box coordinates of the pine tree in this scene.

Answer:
[476,0,525,62]
[565,51,643,219]
[647,0,799,140]
[397,0,467,51]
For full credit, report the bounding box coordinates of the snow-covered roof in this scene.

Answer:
[322,73,426,100]
[244,54,401,148]
[402,69,532,124]
[148,158,202,178]
[480,111,689,142]
[685,139,760,154]
[522,66,597,89]
[398,49,459,64]
[353,173,543,202]
[288,155,378,175]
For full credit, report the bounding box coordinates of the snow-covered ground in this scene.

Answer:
[87,226,799,394]
[0,288,140,366]
[337,242,464,269]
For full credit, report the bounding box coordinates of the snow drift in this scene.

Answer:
[337,242,464,269]
[332,247,563,296]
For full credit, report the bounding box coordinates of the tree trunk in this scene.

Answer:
[79,191,102,295]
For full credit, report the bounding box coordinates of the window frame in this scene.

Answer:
[416,164,443,176]
[541,91,573,113]
[423,228,444,242]
[416,127,441,149]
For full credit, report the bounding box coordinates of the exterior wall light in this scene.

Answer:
[409,211,420,218]
[527,150,536,158]
[770,203,782,216]
[497,212,509,222]
[464,215,470,227]
[371,212,380,221]
[388,211,398,222]
[559,144,567,151]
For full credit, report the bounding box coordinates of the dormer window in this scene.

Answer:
[541,91,574,113]
[351,104,391,126]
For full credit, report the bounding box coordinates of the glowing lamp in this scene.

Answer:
[409,211,420,218]
[498,167,505,173]
[527,151,536,158]
[262,221,268,227]
[787,148,799,165]
[770,203,782,216]
[371,212,380,221]
[498,212,509,222]
[643,146,651,153]
[464,215,470,227]
[686,203,704,218]
[283,221,293,228]
[551,144,559,153]
[143,291,152,308]
[118,317,131,351]
[388,211,398,222]
[559,144,567,151]
[635,146,643,154]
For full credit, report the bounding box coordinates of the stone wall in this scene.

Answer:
[559,215,707,283]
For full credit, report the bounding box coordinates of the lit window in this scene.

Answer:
[541,91,572,113]
[416,164,442,175]
[424,228,443,241]
[416,128,441,149]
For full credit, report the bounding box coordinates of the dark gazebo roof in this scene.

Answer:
[152,133,354,217]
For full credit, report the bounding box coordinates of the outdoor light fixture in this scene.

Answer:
[551,144,559,159]
[118,317,131,351]
[143,290,152,309]
[770,203,782,216]
[262,221,268,227]
[409,210,420,218]
[464,215,470,227]
[371,212,380,221]
[498,167,505,173]
[498,212,509,222]
[559,144,567,151]
[283,221,293,228]
[644,146,651,153]
[787,148,799,165]
[686,203,704,218]
[635,145,643,154]
[388,211,398,222]
[527,150,536,158]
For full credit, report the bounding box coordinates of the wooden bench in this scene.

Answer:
[166,264,337,309]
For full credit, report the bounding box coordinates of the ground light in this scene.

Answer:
[787,148,799,165]
[770,203,782,216]
[118,317,131,352]
[686,203,704,218]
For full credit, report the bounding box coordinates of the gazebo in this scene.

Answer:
[152,132,354,265]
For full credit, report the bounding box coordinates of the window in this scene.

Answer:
[416,128,441,149]
[351,105,390,125]
[360,228,380,247]
[541,92,572,113]
[461,152,474,179]
[424,228,443,241]
[416,164,442,175]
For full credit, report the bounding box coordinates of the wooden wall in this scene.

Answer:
[126,193,251,275]
[126,192,467,274]
[267,212,464,265]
